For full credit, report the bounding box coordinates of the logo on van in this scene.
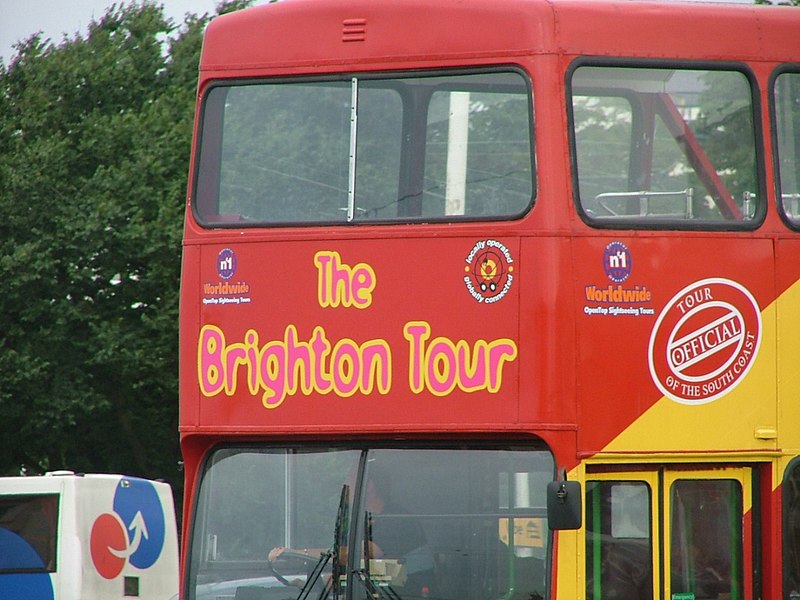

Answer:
[90,478,167,579]
[648,278,761,404]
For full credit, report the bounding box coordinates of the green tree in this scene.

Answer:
[0,0,249,498]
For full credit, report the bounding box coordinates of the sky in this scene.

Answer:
[0,0,264,65]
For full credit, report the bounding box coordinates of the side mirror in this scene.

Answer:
[547,479,582,530]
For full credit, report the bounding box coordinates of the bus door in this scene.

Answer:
[585,466,754,600]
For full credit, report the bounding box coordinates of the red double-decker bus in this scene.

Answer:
[179,1,800,598]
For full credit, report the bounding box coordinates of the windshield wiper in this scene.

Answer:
[351,510,404,600]
[296,547,334,600]
[295,483,351,600]
[295,483,352,600]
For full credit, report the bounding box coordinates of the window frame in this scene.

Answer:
[0,492,59,574]
[584,464,758,600]
[191,67,537,229]
[567,57,766,231]
[769,65,800,232]
[184,441,556,600]
[664,472,748,600]
[584,472,660,600]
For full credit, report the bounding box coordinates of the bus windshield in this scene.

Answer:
[187,446,553,600]
[193,70,534,226]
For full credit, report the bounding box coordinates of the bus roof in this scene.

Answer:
[200,0,799,75]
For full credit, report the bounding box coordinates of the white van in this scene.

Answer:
[0,471,178,600]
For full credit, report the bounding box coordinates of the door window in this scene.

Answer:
[585,479,654,600]
[782,458,800,599]
[586,467,753,600]
[668,479,743,600]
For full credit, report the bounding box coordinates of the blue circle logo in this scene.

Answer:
[217,248,237,280]
[603,242,632,283]
[112,478,166,569]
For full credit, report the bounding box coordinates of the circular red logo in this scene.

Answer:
[648,278,761,405]
[90,512,128,579]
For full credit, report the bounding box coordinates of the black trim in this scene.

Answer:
[751,464,762,600]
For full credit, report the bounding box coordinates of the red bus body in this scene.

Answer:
[180,1,800,599]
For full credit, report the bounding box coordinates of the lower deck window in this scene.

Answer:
[187,445,553,600]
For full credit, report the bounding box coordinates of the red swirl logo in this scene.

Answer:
[648,278,761,405]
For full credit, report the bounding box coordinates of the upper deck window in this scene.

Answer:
[774,70,800,227]
[194,70,534,227]
[570,65,760,229]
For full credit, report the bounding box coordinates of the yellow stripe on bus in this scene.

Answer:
[603,299,778,456]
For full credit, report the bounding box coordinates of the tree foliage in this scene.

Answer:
[0,0,249,497]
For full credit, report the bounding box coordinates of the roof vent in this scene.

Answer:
[342,18,367,43]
